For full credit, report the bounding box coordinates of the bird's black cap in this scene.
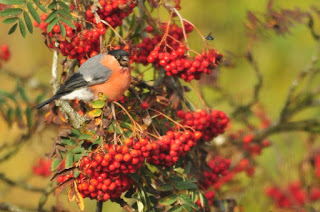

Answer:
[108,49,130,57]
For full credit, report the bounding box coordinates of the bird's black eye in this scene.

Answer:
[115,55,120,60]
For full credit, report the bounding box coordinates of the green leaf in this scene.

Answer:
[158,184,173,191]
[65,152,73,168]
[73,169,80,178]
[27,2,40,24]
[51,158,63,171]
[3,17,19,24]
[73,153,82,162]
[199,192,209,209]
[25,107,32,128]
[72,129,81,136]
[23,11,33,33]
[182,204,192,212]
[18,18,26,37]
[87,108,102,118]
[45,10,58,23]
[184,161,192,174]
[72,146,84,154]
[0,0,25,5]
[159,194,178,205]
[78,134,92,140]
[6,107,13,124]
[179,194,198,209]
[48,1,56,9]
[174,181,198,190]
[17,84,28,103]
[35,93,45,103]
[61,138,77,146]
[58,1,70,11]
[58,8,70,18]
[58,22,66,36]
[8,23,18,34]
[33,0,47,12]
[167,205,183,212]
[47,18,58,33]
[129,173,140,183]
[60,16,75,29]
[93,138,102,145]
[89,100,106,109]
[15,107,22,121]
[0,8,23,16]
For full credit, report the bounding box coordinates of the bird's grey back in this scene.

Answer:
[78,53,112,84]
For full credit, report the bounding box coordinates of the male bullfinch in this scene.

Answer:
[36,49,131,109]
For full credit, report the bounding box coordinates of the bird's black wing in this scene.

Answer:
[55,72,88,95]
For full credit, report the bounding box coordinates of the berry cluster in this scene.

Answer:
[132,22,193,65]
[0,44,10,68]
[32,158,52,177]
[241,133,271,156]
[148,47,222,82]
[199,157,230,190]
[133,22,222,81]
[212,158,249,190]
[75,138,155,201]
[265,182,320,209]
[265,182,307,208]
[148,130,202,166]
[86,0,136,28]
[177,110,229,141]
[34,14,102,62]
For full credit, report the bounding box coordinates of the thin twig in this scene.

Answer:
[279,40,320,122]
[50,50,59,93]
[96,201,103,212]
[0,173,45,193]
[0,202,48,212]
[50,50,85,128]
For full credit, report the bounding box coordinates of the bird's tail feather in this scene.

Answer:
[36,95,61,109]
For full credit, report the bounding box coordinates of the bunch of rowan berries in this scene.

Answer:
[177,110,229,141]
[242,134,271,156]
[132,22,193,65]
[32,158,52,177]
[133,22,222,81]
[148,130,202,167]
[85,0,136,28]
[148,47,222,82]
[199,157,230,190]
[265,182,307,208]
[75,137,156,201]
[34,0,136,62]
[34,14,103,62]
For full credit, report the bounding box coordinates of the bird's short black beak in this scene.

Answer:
[120,56,130,67]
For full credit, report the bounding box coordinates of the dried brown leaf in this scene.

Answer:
[54,178,74,196]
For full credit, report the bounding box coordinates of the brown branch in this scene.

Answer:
[0,173,45,193]
[96,201,103,212]
[0,133,31,164]
[50,50,85,129]
[279,40,320,123]
[37,182,55,211]
[252,119,320,143]
[0,202,45,212]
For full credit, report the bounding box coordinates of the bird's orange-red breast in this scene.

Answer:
[89,54,131,101]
